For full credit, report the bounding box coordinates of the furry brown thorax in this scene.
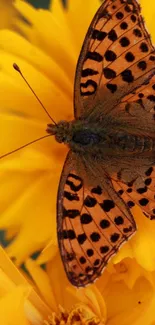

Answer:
[46,120,154,156]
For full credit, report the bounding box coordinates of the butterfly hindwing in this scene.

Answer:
[115,165,155,220]
[74,0,155,119]
[57,152,136,287]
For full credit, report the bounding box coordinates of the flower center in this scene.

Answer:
[44,305,104,325]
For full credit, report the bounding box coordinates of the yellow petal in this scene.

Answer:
[0,29,73,100]
[14,0,77,82]
[104,276,155,325]
[114,207,155,271]
[112,258,155,289]
[0,114,45,157]
[26,258,57,312]
[141,0,155,43]
[0,286,30,325]
[4,171,59,264]
[0,246,52,322]
[36,241,58,265]
[66,0,100,52]
[76,286,107,321]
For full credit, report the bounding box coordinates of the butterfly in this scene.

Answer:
[12,0,154,288]
[47,0,155,287]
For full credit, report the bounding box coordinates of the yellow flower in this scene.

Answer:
[1,245,155,325]
[0,0,155,286]
[1,1,155,324]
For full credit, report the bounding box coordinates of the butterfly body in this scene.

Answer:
[53,0,155,287]
[47,119,155,163]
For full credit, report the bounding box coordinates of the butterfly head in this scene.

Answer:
[46,121,72,144]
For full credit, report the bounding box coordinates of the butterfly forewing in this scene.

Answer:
[57,152,136,287]
[74,0,155,119]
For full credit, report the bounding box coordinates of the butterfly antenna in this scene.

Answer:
[0,134,52,160]
[13,63,57,126]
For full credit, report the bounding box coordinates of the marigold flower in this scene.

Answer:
[1,246,155,325]
[0,0,155,303]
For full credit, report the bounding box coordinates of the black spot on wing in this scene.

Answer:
[110,233,120,243]
[145,178,152,186]
[124,4,131,12]
[119,36,130,47]
[80,79,97,96]
[90,232,101,242]
[150,55,155,61]
[120,22,128,30]
[118,189,124,196]
[105,50,117,62]
[81,68,99,77]
[86,51,103,62]
[116,11,124,20]
[114,216,124,225]
[139,198,149,206]
[145,167,153,176]
[140,42,149,53]
[123,226,133,233]
[91,186,102,195]
[108,29,117,41]
[81,213,92,224]
[92,29,107,41]
[94,259,100,266]
[66,179,83,192]
[137,61,147,71]
[133,28,142,38]
[103,68,116,79]
[106,83,117,93]
[79,256,86,264]
[63,208,80,219]
[100,200,115,212]
[131,14,137,23]
[100,245,109,254]
[100,219,110,229]
[64,191,79,201]
[84,195,97,207]
[121,69,134,83]
[127,201,135,208]
[58,229,76,240]
[68,173,82,181]
[125,52,135,62]
[77,233,87,244]
[147,95,155,102]
[87,249,94,257]
[137,186,147,194]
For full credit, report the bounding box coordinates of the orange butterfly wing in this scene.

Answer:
[74,0,155,119]
[57,152,136,287]
[114,166,155,220]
